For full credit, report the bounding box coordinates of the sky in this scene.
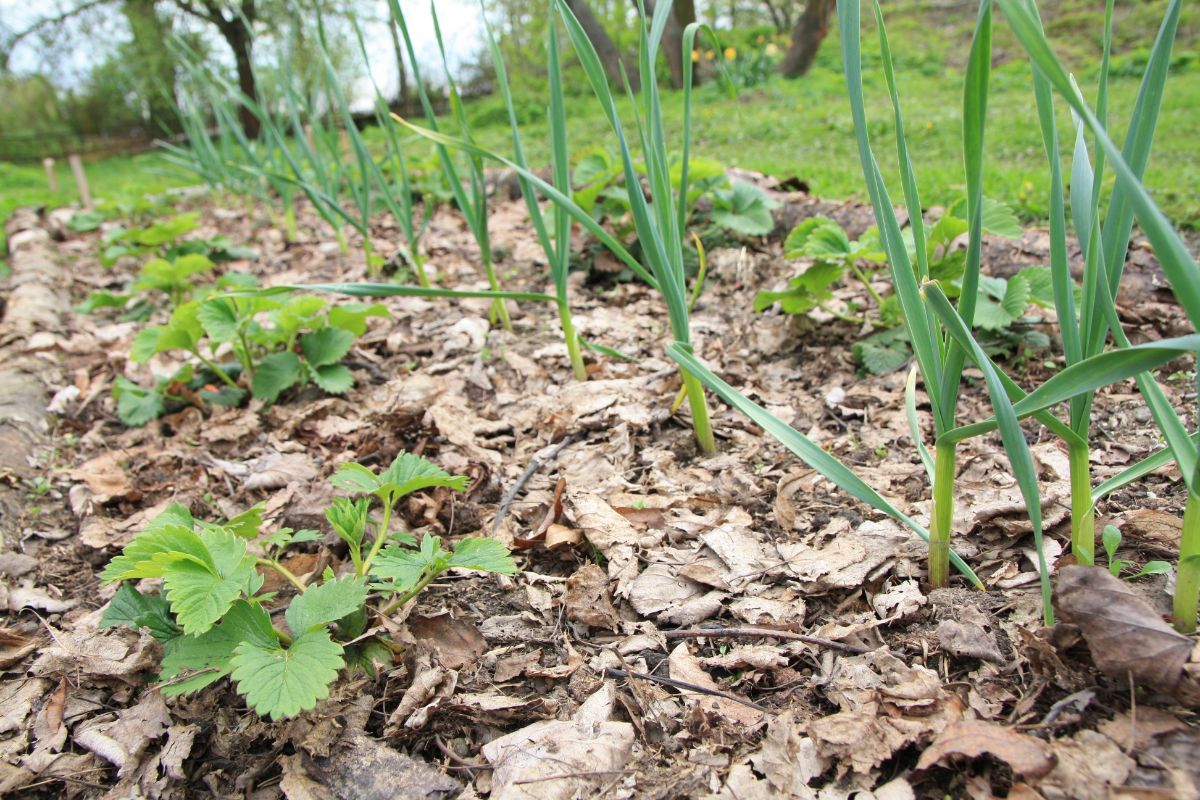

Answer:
[0,0,487,101]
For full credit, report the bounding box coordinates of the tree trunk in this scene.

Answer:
[780,0,833,78]
[564,0,638,93]
[225,18,260,139]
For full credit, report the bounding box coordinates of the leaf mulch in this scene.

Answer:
[1,175,1198,799]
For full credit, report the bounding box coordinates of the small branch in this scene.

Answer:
[662,625,872,655]
[493,432,584,533]
[603,667,771,713]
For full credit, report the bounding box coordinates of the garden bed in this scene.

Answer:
[1,186,1197,799]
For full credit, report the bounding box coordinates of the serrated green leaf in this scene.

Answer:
[370,545,436,591]
[784,216,853,260]
[219,599,278,650]
[159,625,239,696]
[1017,265,1055,308]
[446,538,517,575]
[854,340,911,375]
[197,299,241,343]
[230,629,344,720]
[161,528,257,635]
[379,451,470,498]
[285,577,368,635]
[251,351,302,402]
[174,253,215,278]
[301,327,356,367]
[113,377,165,427]
[754,261,844,315]
[224,504,264,539]
[100,584,181,642]
[101,524,207,583]
[312,363,354,394]
[330,463,383,494]
[974,274,1030,331]
[327,303,390,337]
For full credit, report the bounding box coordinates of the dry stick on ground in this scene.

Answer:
[492,431,585,533]
[603,667,772,713]
[662,625,873,655]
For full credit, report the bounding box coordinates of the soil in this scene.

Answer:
[1,180,1198,799]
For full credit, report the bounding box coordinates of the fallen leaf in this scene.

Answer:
[667,643,764,728]
[937,619,1004,664]
[481,683,634,800]
[748,710,828,795]
[407,613,486,670]
[4,581,76,613]
[1055,565,1192,695]
[565,563,621,631]
[0,627,38,668]
[916,719,1054,778]
[242,452,318,491]
[1036,729,1134,800]
[628,562,725,626]
[68,451,133,501]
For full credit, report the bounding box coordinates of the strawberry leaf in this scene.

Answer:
[285,577,368,635]
[230,629,344,720]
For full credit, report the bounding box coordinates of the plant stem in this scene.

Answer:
[1068,443,1095,565]
[558,303,587,381]
[929,441,957,588]
[849,261,886,309]
[284,201,298,243]
[257,558,307,593]
[191,350,239,389]
[1174,491,1200,633]
[359,499,394,578]
[378,568,438,617]
[364,237,376,276]
[680,367,716,455]
[482,256,513,332]
[335,226,349,256]
[411,250,431,289]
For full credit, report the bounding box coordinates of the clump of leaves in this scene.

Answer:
[754,216,889,319]
[116,291,388,425]
[759,205,1052,375]
[101,452,516,720]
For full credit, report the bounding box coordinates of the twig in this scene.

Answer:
[661,625,873,655]
[603,667,771,713]
[514,770,634,786]
[493,432,584,533]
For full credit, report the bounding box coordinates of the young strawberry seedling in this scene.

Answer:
[100,451,516,720]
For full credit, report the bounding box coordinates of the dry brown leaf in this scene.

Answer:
[937,619,1005,664]
[241,451,318,491]
[628,562,726,626]
[68,451,133,501]
[568,490,661,596]
[748,710,828,795]
[407,612,486,670]
[1036,729,1134,800]
[1097,707,1187,751]
[565,563,621,631]
[481,684,634,800]
[1055,565,1191,695]
[494,650,543,682]
[916,719,1054,778]
[667,643,765,728]
[0,627,39,668]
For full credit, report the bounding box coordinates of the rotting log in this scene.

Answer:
[0,209,65,492]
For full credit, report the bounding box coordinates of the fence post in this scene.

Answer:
[67,154,93,210]
[43,158,58,193]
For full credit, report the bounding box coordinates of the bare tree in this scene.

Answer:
[779,0,832,78]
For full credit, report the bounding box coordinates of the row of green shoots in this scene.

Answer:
[159,0,1200,633]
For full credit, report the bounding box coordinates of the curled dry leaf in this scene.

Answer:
[564,563,621,631]
[915,719,1054,778]
[936,619,1005,664]
[1054,565,1192,696]
[407,613,486,671]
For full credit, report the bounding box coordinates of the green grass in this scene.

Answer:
[0,152,190,268]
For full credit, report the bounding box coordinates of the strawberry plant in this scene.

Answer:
[116,290,388,425]
[100,452,516,720]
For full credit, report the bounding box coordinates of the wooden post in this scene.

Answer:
[68,154,93,210]
[43,158,59,193]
